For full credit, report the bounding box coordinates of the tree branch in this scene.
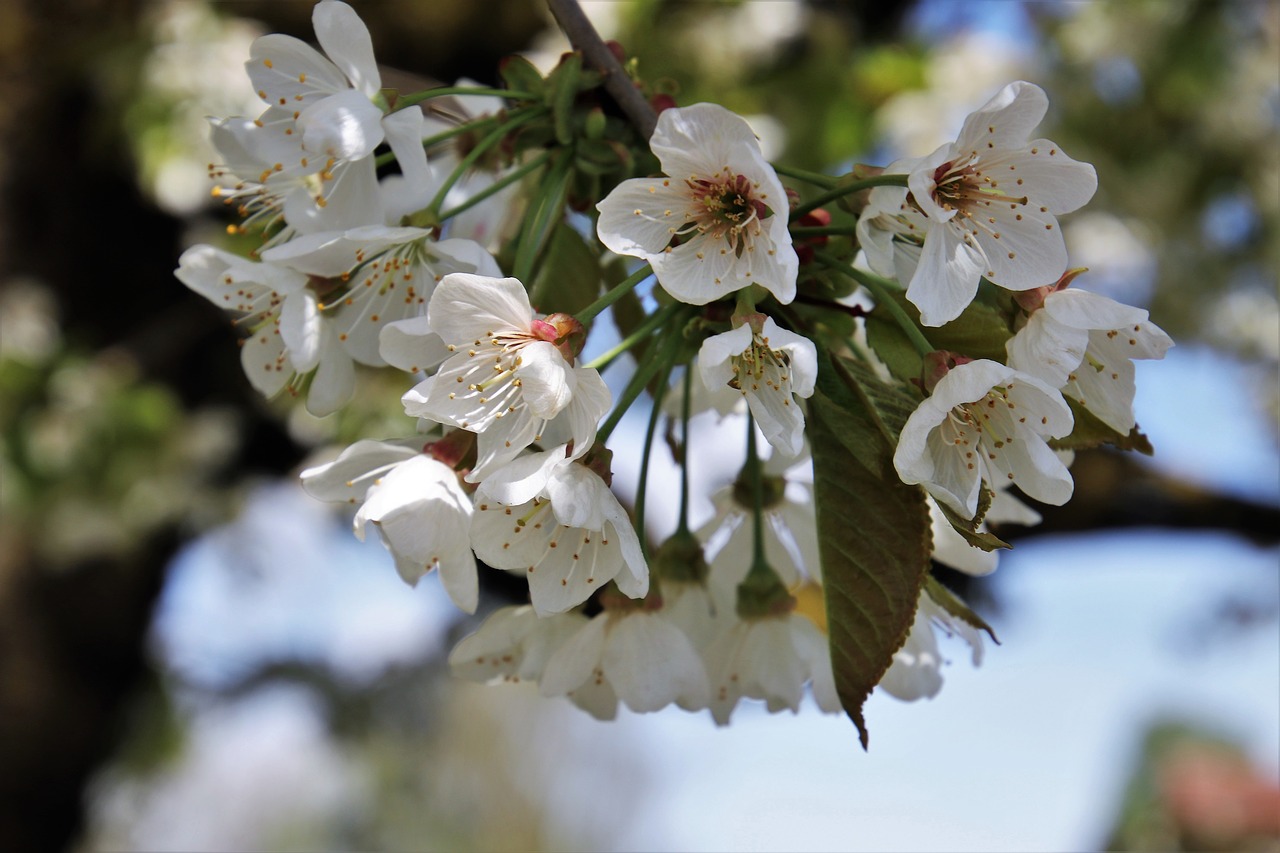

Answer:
[545,0,657,139]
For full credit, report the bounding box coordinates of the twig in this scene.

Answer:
[546,0,657,139]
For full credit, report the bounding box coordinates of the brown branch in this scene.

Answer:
[545,0,657,139]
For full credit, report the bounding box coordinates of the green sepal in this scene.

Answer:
[547,52,583,145]
[924,576,999,644]
[498,55,545,99]
[935,486,1011,552]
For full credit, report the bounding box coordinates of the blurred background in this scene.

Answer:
[1,0,1277,850]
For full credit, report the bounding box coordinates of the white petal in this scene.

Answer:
[955,81,1048,153]
[649,103,766,181]
[604,613,709,713]
[381,107,431,206]
[516,342,576,420]
[877,604,943,702]
[697,325,753,392]
[761,318,817,398]
[299,439,419,505]
[596,179,689,257]
[1043,288,1147,330]
[973,202,1067,290]
[1006,309,1088,387]
[428,274,532,343]
[379,316,450,376]
[247,34,349,106]
[1001,140,1097,215]
[312,0,381,97]
[239,322,292,398]
[908,221,985,326]
[279,291,322,371]
[539,615,608,697]
[297,89,385,161]
[305,330,355,416]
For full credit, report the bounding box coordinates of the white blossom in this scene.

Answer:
[449,605,586,684]
[300,439,478,612]
[596,103,798,306]
[894,358,1074,518]
[702,612,837,725]
[175,244,354,415]
[237,1,431,221]
[1007,288,1173,433]
[470,448,647,615]
[865,82,1098,326]
[539,606,710,719]
[401,274,610,481]
[697,315,817,457]
[262,226,499,367]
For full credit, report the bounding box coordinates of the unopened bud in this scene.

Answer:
[1013,267,1088,313]
[921,350,973,394]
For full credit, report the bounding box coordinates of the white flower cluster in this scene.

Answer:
[176,2,1171,730]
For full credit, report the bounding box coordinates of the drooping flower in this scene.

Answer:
[697,448,821,592]
[539,600,710,720]
[878,591,985,702]
[1007,287,1173,434]
[401,274,611,481]
[175,244,355,415]
[469,448,647,615]
[237,1,431,220]
[596,103,798,306]
[893,358,1074,519]
[863,82,1098,326]
[300,438,478,612]
[697,315,817,457]
[702,611,838,725]
[449,605,586,685]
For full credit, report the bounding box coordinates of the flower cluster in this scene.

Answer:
[178,2,1170,739]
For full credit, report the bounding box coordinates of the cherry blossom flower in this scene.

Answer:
[868,82,1098,326]
[697,315,817,457]
[401,274,610,480]
[469,448,647,615]
[238,1,431,220]
[702,611,838,725]
[539,603,710,719]
[893,358,1074,519]
[878,591,985,702]
[1007,287,1173,434]
[261,226,499,367]
[596,103,798,306]
[175,244,354,415]
[449,605,586,684]
[697,449,821,592]
[300,439,478,612]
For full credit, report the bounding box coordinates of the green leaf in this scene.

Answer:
[498,55,545,99]
[864,309,922,383]
[810,348,932,749]
[924,576,998,644]
[547,52,582,146]
[528,222,601,316]
[868,288,1013,365]
[1051,396,1155,455]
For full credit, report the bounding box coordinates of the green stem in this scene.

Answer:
[676,365,693,536]
[511,151,573,282]
[771,163,838,189]
[634,359,674,559]
[374,109,521,167]
[788,225,855,238]
[789,173,909,221]
[596,316,685,445]
[437,149,551,222]
[582,300,681,372]
[396,86,539,108]
[427,109,544,217]
[815,251,934,356]
[744,414,770,582]
[576,263,652,324]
